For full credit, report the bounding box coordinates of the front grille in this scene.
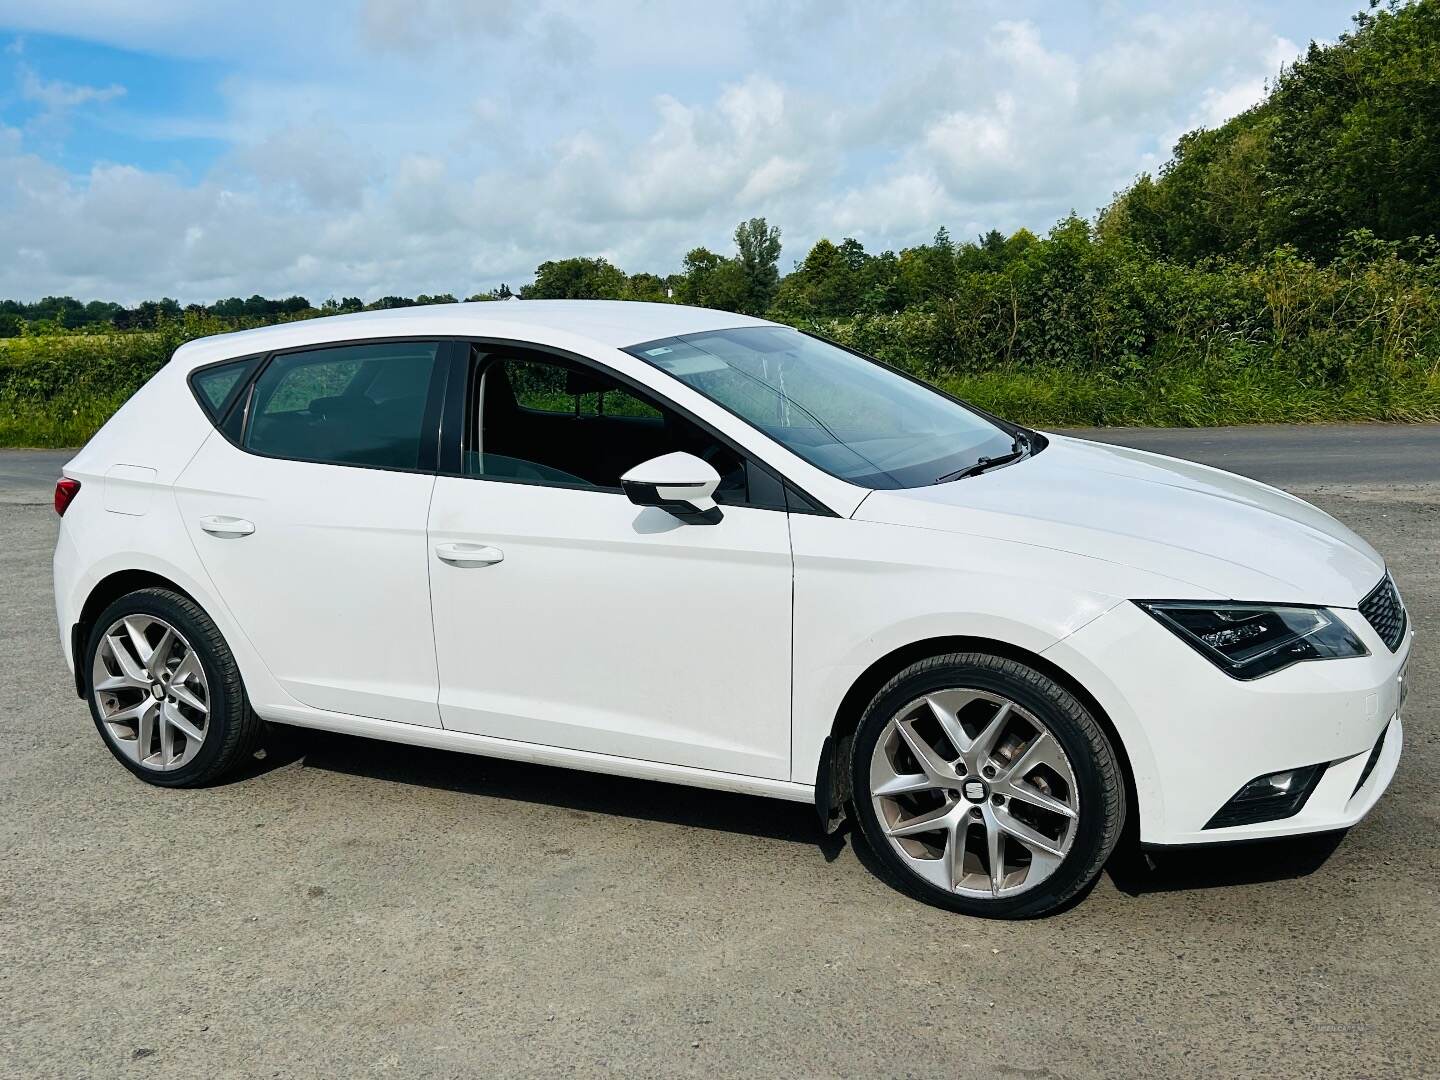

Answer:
[1359,573,1407,652]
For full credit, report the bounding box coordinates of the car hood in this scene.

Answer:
[852,433,1384,607]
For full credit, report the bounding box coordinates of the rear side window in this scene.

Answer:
[245,342,440,470]
[190,358,255,421]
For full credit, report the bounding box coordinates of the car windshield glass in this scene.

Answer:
[625,326,1020,489]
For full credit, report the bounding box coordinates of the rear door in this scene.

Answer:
[175,339,450,726]
[427,344,795,778]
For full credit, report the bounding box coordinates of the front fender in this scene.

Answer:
[788,515,1187,798]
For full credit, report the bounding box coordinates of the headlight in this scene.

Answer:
[1135,601,1369,680]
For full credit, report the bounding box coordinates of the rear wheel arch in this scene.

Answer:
[72,570,202,697]
[816,635,1139,844]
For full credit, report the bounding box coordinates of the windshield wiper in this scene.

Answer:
[934,433,1031,484]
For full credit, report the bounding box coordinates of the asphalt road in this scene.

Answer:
[2,428,1436,1078]
[1061,423,1440,487]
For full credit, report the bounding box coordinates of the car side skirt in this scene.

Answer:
[258,702,818,804]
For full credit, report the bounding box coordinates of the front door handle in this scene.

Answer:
[435,543,504,567]
[198,515,255,538]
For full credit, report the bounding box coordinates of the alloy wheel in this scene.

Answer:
[869,688,1081,898]
[92,614,210,771]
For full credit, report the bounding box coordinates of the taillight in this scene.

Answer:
[54,478,81,517]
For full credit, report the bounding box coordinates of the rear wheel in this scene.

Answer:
[850,652,1125,918]
[85,587,262,787]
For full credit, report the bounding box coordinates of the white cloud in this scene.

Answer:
[0,1,1335,303]
[20,66,124,110]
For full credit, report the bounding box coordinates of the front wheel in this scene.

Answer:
[850,652,1125,918]
[85,587,263,787]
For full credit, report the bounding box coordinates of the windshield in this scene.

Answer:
[624,326,1022,489]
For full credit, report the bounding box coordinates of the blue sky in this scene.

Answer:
[0,0,1365,304]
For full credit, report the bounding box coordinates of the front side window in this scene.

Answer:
[245,341,440,469]
[465,348,748,501]
[625,326,1020,489]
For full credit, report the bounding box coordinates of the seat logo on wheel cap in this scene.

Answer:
[963,780,987,802]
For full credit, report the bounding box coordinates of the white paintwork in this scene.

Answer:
[53,300,1410,849]
[173,436,443,727]
[102,465,157,516]
[428,476,793,778]
[856,433,1384,607]
[621,451,721,510]
[1043,601,1408,843]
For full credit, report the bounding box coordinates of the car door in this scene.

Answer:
[426,344,794,779]
[175,339,449,727]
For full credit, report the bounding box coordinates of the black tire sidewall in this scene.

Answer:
[850,655,1119,919]
[84,589,242,787]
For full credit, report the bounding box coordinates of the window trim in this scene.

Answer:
[442,336,836,515]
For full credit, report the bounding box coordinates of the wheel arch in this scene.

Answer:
[71,570,202,698]
[814,635,1139,843]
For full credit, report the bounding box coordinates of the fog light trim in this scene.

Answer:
[1204,763,1326,829]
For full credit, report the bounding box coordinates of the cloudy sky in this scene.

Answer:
[0,0,1362,305]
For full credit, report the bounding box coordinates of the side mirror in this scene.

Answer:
[621,451,723,524]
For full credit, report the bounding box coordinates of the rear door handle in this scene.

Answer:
[435,542,504,567]
[198,515,255,538]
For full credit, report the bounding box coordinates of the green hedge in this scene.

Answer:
[2,242,1438,447]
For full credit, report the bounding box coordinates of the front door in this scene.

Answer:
[427,346,794,778]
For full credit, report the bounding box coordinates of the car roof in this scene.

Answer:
[171,300,772,370]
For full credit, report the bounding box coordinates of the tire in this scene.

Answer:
[84,587,263,787]
[849,652,1125,919]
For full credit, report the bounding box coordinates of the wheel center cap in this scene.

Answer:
[962,779,988,803]
[150,683,165,701]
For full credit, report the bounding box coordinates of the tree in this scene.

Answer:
[129,298,181,328]
[1262,0,1440,258]
[771,237,863,318]
[624,272,674,303]
[521,257,627,299]
[464,284,514,301]
[1098,0,1440,263]
[675,246,745,309]
[731,217,782,315]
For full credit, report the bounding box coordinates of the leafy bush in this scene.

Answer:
[3,234,1437,447]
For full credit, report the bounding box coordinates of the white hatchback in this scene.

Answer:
[53,301,1410,917]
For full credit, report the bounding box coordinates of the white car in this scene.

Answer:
[52,301,1410,917]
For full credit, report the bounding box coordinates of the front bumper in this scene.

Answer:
[1044,599,1410,846]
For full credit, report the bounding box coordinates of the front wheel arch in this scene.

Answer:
[817,635,1138,847]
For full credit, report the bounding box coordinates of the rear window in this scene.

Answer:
[244,342,440,470]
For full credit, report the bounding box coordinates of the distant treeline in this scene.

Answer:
[2,1,1437,444]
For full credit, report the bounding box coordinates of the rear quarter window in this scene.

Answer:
[189,358,257,421]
